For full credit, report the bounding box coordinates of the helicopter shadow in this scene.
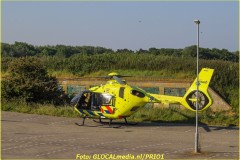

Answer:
[135,109,238,132]
[75,120,238,132]
[138,109,213,132]
[74,118,202,130]
[135,121,212,132]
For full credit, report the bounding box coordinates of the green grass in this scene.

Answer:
[1,100,79,118]
[1,100,238,126]
[48,69,79,79]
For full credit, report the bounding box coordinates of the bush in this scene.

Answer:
[1,57,68,104]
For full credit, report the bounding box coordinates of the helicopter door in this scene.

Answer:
[91,93,101,111]
[100,94,115,114]
[79,92,92,110]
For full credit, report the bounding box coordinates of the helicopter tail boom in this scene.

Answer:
[149,68,214,111]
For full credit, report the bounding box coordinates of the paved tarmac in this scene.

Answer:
[1,111,239,159]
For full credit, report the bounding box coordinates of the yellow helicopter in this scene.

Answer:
[70,68,214,126]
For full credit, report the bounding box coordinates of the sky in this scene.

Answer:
[2,1,239,51]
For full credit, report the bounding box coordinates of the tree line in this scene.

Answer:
[2,42,239,62]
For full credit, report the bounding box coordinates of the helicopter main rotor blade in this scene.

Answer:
[113,76,126,84]
[119,75,132,78]
[94,75,132,78]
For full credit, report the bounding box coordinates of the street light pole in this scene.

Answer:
[194,19,200,153]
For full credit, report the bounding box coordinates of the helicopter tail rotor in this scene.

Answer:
[181,68,214,111]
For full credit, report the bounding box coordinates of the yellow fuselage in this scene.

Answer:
[74,80,150,119]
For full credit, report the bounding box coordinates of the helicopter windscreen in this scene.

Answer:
[92,93,114,110]
[100,94,113,105]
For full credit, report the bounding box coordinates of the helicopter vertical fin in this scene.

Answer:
[149,68,214,111]
[181,68,214,111]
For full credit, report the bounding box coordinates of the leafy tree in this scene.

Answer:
[136,48,148,54]
[1,43,13,57]
[116,48,134,54]
[1,57,66,104]
[37,46,57,56]
[13,42,37,57]
[148,47,159,55]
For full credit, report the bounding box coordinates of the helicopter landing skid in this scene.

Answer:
[75,122,84,126]
[74,117,118,128]
[74,122,105,127]
[124,118,138,125]
[74,116,87,126]
[92,119,121,128]
[74,116,103,127]
[75,116,136,128]
[93,118,138,126]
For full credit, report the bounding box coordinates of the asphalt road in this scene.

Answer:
[1,111,239,159]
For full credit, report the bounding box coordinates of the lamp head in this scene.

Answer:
[194,20,200,24]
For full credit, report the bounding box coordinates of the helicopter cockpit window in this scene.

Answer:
[131,90,145,98]
[101,94,113,105]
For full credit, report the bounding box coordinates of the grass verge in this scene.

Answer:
[1,100,79,118]
[1,100,238,126]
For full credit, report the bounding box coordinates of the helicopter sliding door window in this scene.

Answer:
[119,87,125,98]
[131,90,145,98]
